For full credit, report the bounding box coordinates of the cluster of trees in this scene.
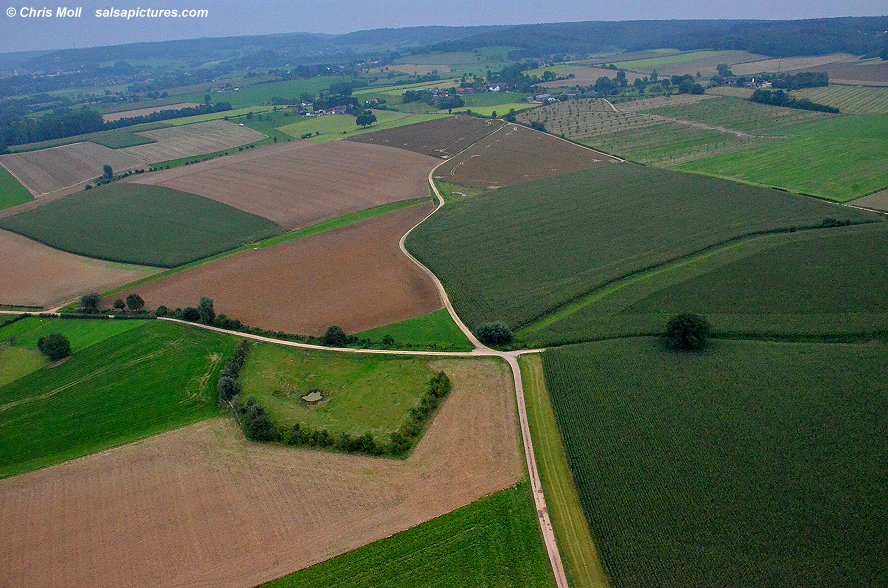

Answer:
[402,88,464,110]
[155,297,217,324]
[771,71,829,90]
[0,102,232,149]
[111,294,145,313]
[78,291,148,315]
[476,322,514,346]
[218,339,249,405]
[232,370,452,457]
[750,89,839,113]
[355,110,377,127]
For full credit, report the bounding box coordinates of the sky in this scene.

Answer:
[0,0,885,53]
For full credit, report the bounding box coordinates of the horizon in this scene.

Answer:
[1,0,886,54]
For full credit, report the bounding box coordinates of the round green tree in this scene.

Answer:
[664,313,712,351]
[37,333,71,361]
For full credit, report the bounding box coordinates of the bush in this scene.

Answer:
[155,305,169,317]
[217,376,241,404]
[181,307,200,322]
[476,322,514,345]
[664,313,712,351]
[323,325,348,347]
[37,333,71,361]
[237,398,279,442]
[80,292,102,313]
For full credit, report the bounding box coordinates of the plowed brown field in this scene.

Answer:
[124,203,441,335]
[0,358,522,588]
[436,123,618,188]
[348,115,504,158]
[0,229,157,309]
[855,189,888,212]
[102,102,201,122]
[130,140,437,228]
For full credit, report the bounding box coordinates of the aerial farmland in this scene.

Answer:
[0,11,885,588]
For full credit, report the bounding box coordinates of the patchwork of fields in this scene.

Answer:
[130,139,437,228]
[542,337,887,586]
[407,164,875,332]
[0,358,523,586]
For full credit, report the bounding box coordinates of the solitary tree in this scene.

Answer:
[476,322,514,346]
[38,333,71,361]
[355,110,377,128]
[323,325,348,347]
[81,292,101,313]
[664,313,712,351]
[125,293,145,312]
[198,297,215,325]
[102,164,113,182]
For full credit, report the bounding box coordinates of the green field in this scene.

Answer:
[277,110,448,142]
[520,355,608,588]
[0,166,33,210]
[793,85,888,114]
[264,483,555,588]
[524,221,888,346]
[0,319,235,477]
[542,337,887,586]
[355,309,474,351]
[0,346,46,387]
[455,103,537,116]
[461,92,533,107]
[649,96,830,135]
[406,164,876,333]
[240,344,434,435]
[678,114,888,201]
[0,183,284,267]
[179,76,350,106]
[166,105,276,125]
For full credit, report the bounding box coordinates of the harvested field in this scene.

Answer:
[435,123,618,188]
[610,50,765,77]
[0,229,157,309]
[813,61,888,86]
[0,120,264,197]
[854,189,888,212]
[130,140,437,228]
[121,119,264,162]
[348,115,504,158]
[0,141,143,196]
[126,203,442,335]
[0,357,523,588]
[731,53,858,75]
[102,102,201,122]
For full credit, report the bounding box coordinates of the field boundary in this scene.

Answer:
[517,219,881,340]
[521,354,610,588]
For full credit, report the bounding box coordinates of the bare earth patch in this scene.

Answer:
[125,203,442,335]
[854,189,888,212]
[0,142,143,196]
[348,115,504,158]
[102,102,202,122]
[0,358,522,588]
[535,66,646,88]
[121,119,264,162]
[129,140,438,228]
[436,123,618,188]
[0,229,157,309]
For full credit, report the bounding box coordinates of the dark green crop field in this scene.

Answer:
[525,221,888,346]
[0,319,235,477]
[0,183,283,267]
[406,163,877,333]
[543,337,887,587]
[263,483,555,588]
